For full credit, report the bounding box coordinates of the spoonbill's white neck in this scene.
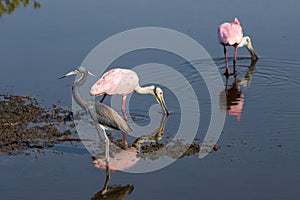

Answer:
[135,85,155,95]
[238,36,258,60]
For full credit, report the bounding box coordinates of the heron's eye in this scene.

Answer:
[160,92,163,95]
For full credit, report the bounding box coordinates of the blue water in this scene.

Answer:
[1,0,300,200]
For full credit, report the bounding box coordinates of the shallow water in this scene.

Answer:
[1,0,300,200]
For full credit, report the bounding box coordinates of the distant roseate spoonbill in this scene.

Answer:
[59,67,132,167]
[218,18,258,75]
[90,68,169,119]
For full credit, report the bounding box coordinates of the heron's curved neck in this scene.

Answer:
[72,71,88,110]
[135,85,155,95]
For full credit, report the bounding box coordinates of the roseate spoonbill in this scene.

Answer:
[59,67,132,167]
[218,18,258,75]
[90,68,169,119]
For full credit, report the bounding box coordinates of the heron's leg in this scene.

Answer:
[102,128,110,165]
[94,123,109,160]
[121,96,128,121]
[94,123,103,140]
[101,129,110,194]
[101,148,111,195]
[233,46,238,74]
[101,165,110,195]
[224,46,231,76]
[101,170,111,195]
[100,94,107,103]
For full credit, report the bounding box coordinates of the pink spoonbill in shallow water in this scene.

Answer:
[90,68,169,120]
[218,18,258,75]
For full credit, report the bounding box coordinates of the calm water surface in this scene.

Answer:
[1,0,300,200]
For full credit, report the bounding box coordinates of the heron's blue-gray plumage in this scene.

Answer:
[94,101,132,133]
[61,66,132,134]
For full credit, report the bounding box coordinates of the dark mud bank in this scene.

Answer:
[0,94,74,153]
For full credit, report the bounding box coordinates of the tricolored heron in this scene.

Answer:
[59,67,132,168]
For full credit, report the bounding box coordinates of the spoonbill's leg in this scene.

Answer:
[121,95,128,121]
[121,95,128,148]
[100,94,107,103]
[102,128,110,167]
[233,46,238,74]
[225,75,229,96]
[122,132,128,149]
[224,46,231,76]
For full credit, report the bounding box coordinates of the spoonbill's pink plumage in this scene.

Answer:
[218,18,243,46]
[218,18,258,75]
[90,68,169,120]
[90,68,139,98]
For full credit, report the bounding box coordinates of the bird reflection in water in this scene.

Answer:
[91,182,134,200]
[220,59,257,121]
[92,156,135,199]
[92,114,168,196]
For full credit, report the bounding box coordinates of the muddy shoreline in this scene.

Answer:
[0,94,74,153]
[0,94,218,158]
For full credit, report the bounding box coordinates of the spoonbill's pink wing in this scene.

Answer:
[90,68,139,96]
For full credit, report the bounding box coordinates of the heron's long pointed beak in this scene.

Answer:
[58,70,79,79]
[88,71,96,77]
[156,95,169,116]
[246,41,259,61]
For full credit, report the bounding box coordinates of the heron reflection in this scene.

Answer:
[92,154,133,200]
[92,114,168,196]
[92,114,168,171]
[91,183,134,200]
